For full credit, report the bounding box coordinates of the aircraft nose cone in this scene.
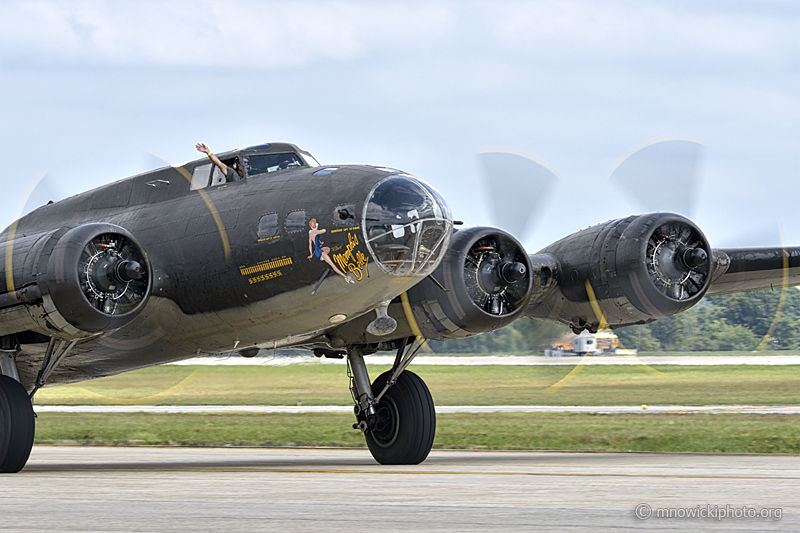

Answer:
[363,175,453,277]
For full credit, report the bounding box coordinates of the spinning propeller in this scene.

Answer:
[476,147,560,242]
[477,139,714,305]
[608,139,704,217]
[475,137,790,383]
[476,138,708,244]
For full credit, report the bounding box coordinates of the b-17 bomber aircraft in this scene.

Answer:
[0,141,798,472]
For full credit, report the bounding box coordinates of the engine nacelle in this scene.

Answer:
[525,213,712,332]
[404,227,534,341]
[3,223,153,338]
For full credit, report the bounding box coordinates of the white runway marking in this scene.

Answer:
[168,354,800,366]
[34,404,800,414]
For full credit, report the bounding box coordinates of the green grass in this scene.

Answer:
[32,363,800,454]
[33,412,800,454]
[34,364,800,406]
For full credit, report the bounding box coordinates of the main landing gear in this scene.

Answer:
[348,340,435,465]
[3,335,79,473]
[0,375,35,473]
[0,338,35,474]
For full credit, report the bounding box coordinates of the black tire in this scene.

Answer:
[0,375,35,473]
[365,370,435,465]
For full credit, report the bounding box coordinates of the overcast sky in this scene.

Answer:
[1,0,798,251]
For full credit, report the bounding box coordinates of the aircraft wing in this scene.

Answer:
[514,215,800,333]
[365,215,800,342]
[706,247,800,296]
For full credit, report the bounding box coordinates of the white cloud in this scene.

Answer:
[3,0,797,75]
[0,0,456,67]
[478,1,799,66]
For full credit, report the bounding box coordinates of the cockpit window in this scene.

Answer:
[190,164,212,190]
[243,152,303,178]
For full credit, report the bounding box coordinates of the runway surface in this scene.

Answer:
[33,404,800,414]
[2,446,796,532]
[170,354,800,366]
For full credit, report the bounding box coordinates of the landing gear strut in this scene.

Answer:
[348,341,436,465]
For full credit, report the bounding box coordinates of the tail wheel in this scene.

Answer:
[0,376,35,473]
[365,371,436,465]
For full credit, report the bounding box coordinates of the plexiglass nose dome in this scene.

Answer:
[363,175,453,277]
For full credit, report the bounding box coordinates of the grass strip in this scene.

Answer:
[34,412,800,454]
[34,364,800,406]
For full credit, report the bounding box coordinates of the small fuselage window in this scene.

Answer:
[285,210,306,233]
[257,213,279,241]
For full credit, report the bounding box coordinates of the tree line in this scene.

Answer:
[616,288,800,352]
[428,288,800,354]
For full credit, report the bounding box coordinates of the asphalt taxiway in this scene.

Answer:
[2,446,796,532]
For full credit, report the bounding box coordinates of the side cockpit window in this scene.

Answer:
[244,153,303,179]
[190,164,212,190]
[191,149,306,190]
[210,165,227,186]
[191,160,240,190]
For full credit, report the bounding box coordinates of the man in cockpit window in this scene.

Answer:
[195,143,244,182]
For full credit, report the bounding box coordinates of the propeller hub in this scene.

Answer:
[115,260,142,282]
[82,235,148,313]
[90,256,143,292]
[645,220,711,301]
[680,247,707,269]
[500,262,527,283]
[479,259,527,294]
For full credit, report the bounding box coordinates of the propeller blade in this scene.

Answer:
[141,151,171,173]
[609,139,704,217]
[476,147,559,240]
[18,172,67,219]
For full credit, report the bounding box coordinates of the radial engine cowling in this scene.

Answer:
[525,212,712,332]
[30,223,152,337]
[404,227,534,341]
